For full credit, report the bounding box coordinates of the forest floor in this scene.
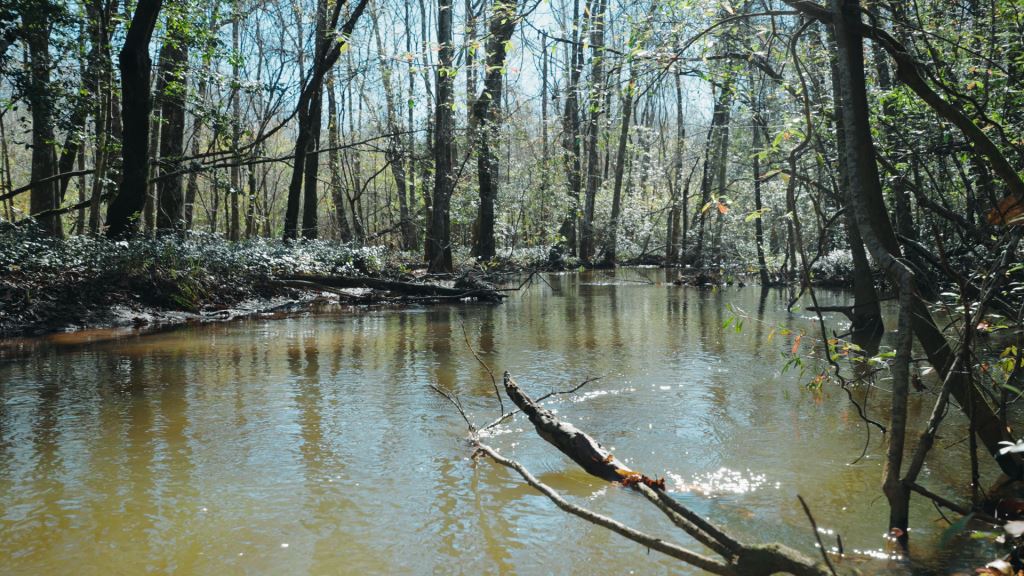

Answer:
[0,226,569,338]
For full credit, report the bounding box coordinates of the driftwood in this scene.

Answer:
[274,274,505,303]
[490,371,833,576]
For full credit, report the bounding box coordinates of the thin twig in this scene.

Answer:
[429,384,475,433]
[460,321,504,416]
[480,376,601,431]
[797,495,839,576]
[474,441,734,575]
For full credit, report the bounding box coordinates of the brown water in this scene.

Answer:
[0,270,991,574]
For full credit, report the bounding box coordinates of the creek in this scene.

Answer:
[0,269,991,574]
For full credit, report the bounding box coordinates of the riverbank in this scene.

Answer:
[0,227,537,338]
[0,226,860,338]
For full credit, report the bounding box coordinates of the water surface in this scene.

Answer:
[0,270,987,574]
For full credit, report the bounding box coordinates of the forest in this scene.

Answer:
[1,0,1024,574]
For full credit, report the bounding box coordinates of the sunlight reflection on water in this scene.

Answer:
[0,270,994,574]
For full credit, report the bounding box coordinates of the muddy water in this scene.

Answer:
[0,270,991,574]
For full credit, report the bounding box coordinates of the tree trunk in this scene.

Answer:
[602,66,636,267]
[666,74,685,265]
[579,0,607,263]
[86,0,116,235]
[155,31,187,234]
[752,111,770,287]
[825,25,883,350]
[229,0,242,241]
[105,0,163,239]
[327,69,352,242]
[301,88,322,239]
[371,2,415,249]
[427,0,455,272]
[23,6,62,236]
[405,0,419,251]
[471,0,519,260]
[283,0,370,240]
[557,0,583,257]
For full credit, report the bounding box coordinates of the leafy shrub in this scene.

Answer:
[811,249,855,280]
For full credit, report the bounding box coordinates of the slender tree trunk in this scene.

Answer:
[579,0,606,263]
[602,66,636,266]
[87,0,114,237]
[540,31,549,237]
[105,0,163,239]
[76,136,86,234]
[693,120,715,266]
[283,0,370,240]
[471,0,519,260]
[371,2,414,249]
[57,18,99,209]
[327,69,352,242]
[245,153,256,238]
[557,0,583,257]
[405,0,419,250]
[185,73,207,231]
[229,0,242,241]
[427,0,455,272]
[710,79,732,263]
[144,103,161,237]
[667,73,685,265]
[23,7,62,236]
[752,111,770,286]
[155,32,187,234]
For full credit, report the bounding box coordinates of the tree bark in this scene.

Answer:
[602,66,636,266]
[579,0,607,263]
[326,69,353,242]
[751,110,770,287]
[825,24,883,350]
[105,0,163,239]
[229,0,242,241]
[301,88,323,239]
[470,0,518,260]
[22,3,62,236]
[427,0,455,272]
[155,29,187,234]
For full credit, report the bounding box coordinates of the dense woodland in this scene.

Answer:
[3,0,1024,572]
[3,0,1015,271]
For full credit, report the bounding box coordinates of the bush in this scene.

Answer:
[811,249,855,280]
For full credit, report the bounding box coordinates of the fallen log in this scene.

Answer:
[275,274,505,303]
[502,370,653,485]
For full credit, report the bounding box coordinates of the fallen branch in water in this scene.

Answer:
[432,363,834,576]
[480,375,600,431]
[494,372,831,576]
[473,441,735,575]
